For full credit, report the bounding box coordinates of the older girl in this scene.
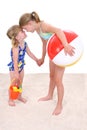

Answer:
[19,12,75,115]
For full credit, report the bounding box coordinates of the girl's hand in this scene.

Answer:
[37,58,44,66]
[11,78,20,86]
[64,44,75,56]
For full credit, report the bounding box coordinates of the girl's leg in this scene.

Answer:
[17,69,27,103]
[52,66,65,115]
[38,60,56,101]
[8,71,16,106]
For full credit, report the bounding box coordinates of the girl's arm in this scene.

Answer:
[26,44,38,62]
[42,22,75,56]
[37,38,47,66]
[12,47,19,79]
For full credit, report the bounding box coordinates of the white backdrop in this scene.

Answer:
[0,0,87,73]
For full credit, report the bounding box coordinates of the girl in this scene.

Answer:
[7,25,39,106]
[19,12,75,115]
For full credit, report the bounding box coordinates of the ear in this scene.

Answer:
[29,21,35,25]
[28,21,32,25]
[15,35,18,40]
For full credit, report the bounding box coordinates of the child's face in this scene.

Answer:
[22,21,36,33]
[16,30,27,42]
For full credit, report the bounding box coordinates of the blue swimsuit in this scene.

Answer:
[8,42,27,73]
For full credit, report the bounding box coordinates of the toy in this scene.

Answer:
[9,85,22,100]
[47,30,84,67]
[9,79,22,100]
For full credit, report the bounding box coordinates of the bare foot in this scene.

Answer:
[38,95,52,101]
[52,105,62,115]
[8,100,15,106]
[18,97,27,103]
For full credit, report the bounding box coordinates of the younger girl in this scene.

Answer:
[19,12,75,115]
[7,25,39,106]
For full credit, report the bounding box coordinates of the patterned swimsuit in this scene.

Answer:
[8,42,27,73]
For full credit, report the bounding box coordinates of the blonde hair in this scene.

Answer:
[7,25,22,47]
[19,11,41,27]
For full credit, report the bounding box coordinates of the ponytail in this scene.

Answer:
[19,11,41,26]
[31,11,41,23]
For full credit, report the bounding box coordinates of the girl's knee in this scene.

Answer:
[49,73,55,80]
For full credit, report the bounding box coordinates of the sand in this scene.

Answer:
[0,73,87,130]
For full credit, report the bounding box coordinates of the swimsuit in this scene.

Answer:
[39,31,53,40]
[8,42,27,73]
[39,24,53,40]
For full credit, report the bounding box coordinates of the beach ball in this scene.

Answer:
[47,30,83,67]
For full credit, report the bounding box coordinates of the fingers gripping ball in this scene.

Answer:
[47,30,83,67]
